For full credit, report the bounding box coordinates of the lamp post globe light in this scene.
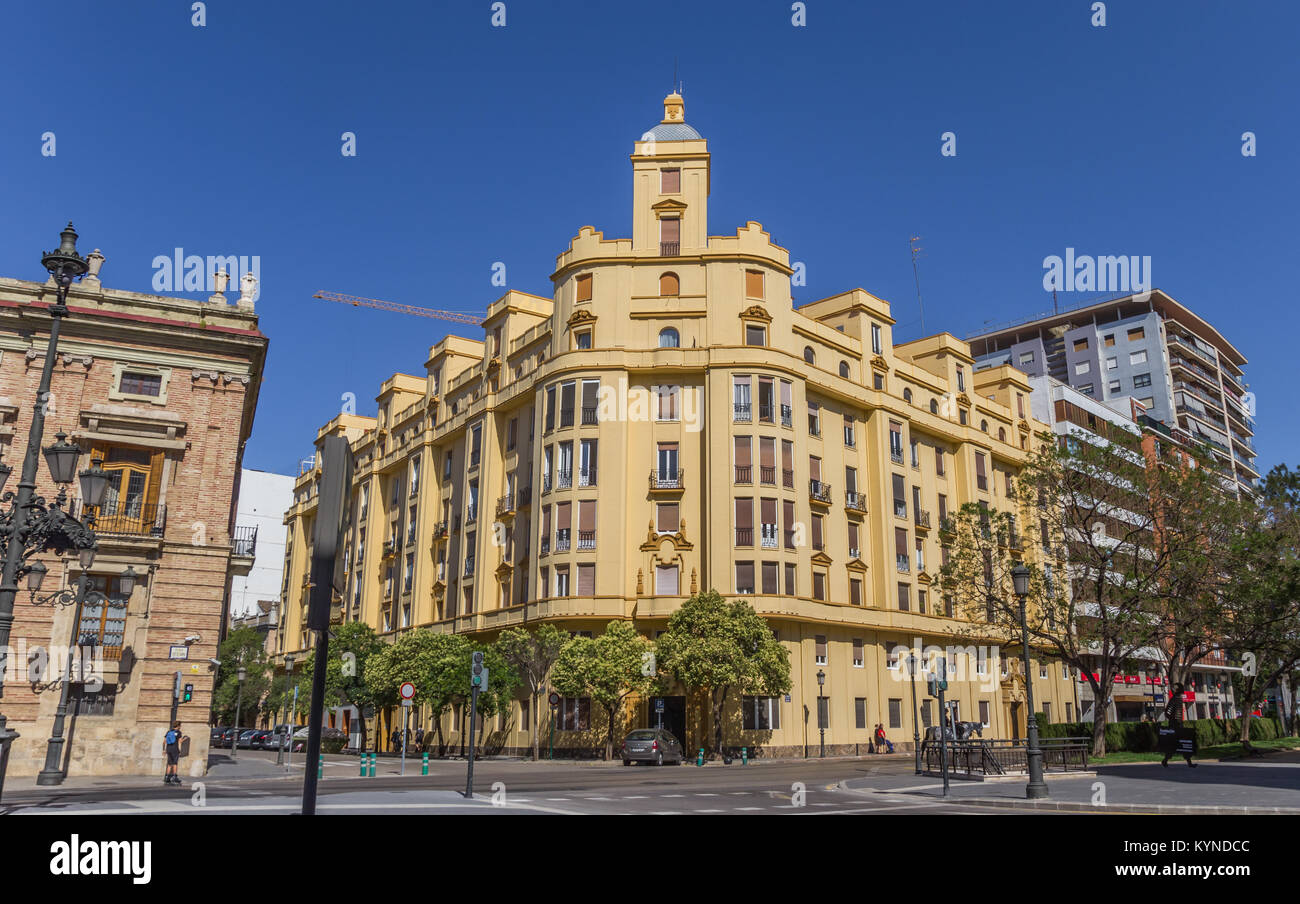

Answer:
[1011,562,1049,799]
[34,566,136,785]
[0,224,109,802]
[816,668,826,758]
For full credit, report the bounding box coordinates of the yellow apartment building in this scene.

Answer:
[279,93,1077,757]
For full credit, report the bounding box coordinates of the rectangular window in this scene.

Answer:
[1133,372,1152,388]
[935,447,945,477]
[852,638,864,668]
[1073,338,1089,352]
[1106,356,1118,370]
[734,435,752,483]
[1104,334,1115,347]
[660,168,680,193]
[575,274,592,303]
[1075,361,1091,375]
[843,415,855,447]
[655,564,679,595]
[897,582,909,612]
[782,499,796,549]
[917,589,927,614]
[758,378,775,422]
[807,402,820,435]
[849,577,862,606]
[660,217,680,254]
[578,499,596,549]
[735,561,755,594]
[735,497,753,546]
[545,386,556,431]
[656,385,680,421]
[1043,701,1052,722]
[745,324,766,347]
[1127,327,1145,341]
[1019,351,1035,367]
[1130,349,1148,366]
[656,501,679,534]
[975,452,988,491]
[577,563,595,596]
[554,565,570,596]
[745,269,764,299]
[888,699,903,729]
[812,571,826,601]
[871,323,882,354]
[742,696,781,731]
[855,698,868,730]
[784,562,796,596]
[119,371,162,397]
[761,561,779,594]
[815,634,827,665]
[556,697,591,731]
[979,701,990,726]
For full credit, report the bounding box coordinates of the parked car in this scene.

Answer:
[250,729,276,749]
[217,727,241,749]
[236,729,260,749]
[621,728,684,766]
[210,726,230,745]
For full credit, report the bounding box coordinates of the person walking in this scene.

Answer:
[163,722,187,785]
[1161,683,1197,768]
[414,726,425,753]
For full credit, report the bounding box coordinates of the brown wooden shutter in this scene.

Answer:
[782,439,793,471]
[812,515,823,549]
[745,269,764,299]
[578,500,596,531]
[661,168,680,193]
[577,563,595,596]
[735,498,753,529]
[661,218,680,245]
[762,562,778,594]
[575,274,592,302]
[760,498,776,525]
[780,380,792,408]
[582,380,598,409]
[816,635,827,660]
[850,579,861,605]
[809,457,821,482]
[895,527,908,556]
[541,505,551,536]
[783,500,795,546]
[734,436,751,467]
[557,502,571,531]
[759,437,775,468]
[145,450,165,509]
[657,502,678,533]
[848,522,859,551]
[736,561,754,589]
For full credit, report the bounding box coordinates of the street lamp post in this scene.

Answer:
[232,665,247,761]
[35,565,136,785]
[816,668,826,758]
[0,224,99,802]
[1012,563,1049,799]
[909,652,922,774]
[277,654,294,766]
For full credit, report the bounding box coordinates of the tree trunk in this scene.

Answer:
[435,716,446,757]
[1239,711,1253,750]
[532,689,540,761]
[605,704,616,761]
[711,687,727,759]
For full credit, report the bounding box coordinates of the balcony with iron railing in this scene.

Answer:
[660,241,679,256]
[896,554,910,573]
[559,409,575,428]
[542,474,553,494]
[890,448,904,465]
[581,406,599,426]
[759,466,776,485]
[232,525,257,557]
[556,470,573,490]
[1168,332,1218,368]
[74,500,167,538]
[758,403,774,423]
[578,467,597,488]
[496,494,515,516]
[539,536,551,556]
[845,491,867,514]
[555,529,571,552]
[1175,380,1225,413]
[782,468,794,489]
[735,527,753,547]
[781,404,793,427]
[577,530,596,550]
[432,521,449,539]
[915,510,931,530]
[760,525,779,549]
[893,500,908,520]
[463,558,476,578]
[734,465,752,485]
[733,401,752,423]
[809,480,832,505]
[649,469,684,491]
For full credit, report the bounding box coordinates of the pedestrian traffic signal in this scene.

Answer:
[182,683,193,703]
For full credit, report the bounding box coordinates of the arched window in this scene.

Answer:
[998,427,1007,442]
[930,399,938,414]
[903,388,913,403]
[980,420,989,433]
[803,347,816,365]
[839,361,850,378]
[659,327,680,348]
[659,272,680,297]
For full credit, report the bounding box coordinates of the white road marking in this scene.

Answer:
[733,806,763,811]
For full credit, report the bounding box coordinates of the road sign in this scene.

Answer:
[168,645,188,660]
[401,698,412,708]
[655,698,665,713]
[548,691,561,707]
[399,681,415,700]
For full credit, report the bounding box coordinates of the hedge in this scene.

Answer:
[1035,716,1287,752]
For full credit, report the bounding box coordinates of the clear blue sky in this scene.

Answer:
[2,1,1295,476]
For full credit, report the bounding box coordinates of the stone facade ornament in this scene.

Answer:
[238,271,257,309]
[85,249,106,282]
[210,268,230,303]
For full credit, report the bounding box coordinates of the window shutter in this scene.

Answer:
[745,269,764,299]
[657,502,678,533]
[145,450,165,509]
[557,502,572,531]
[760,498,776,525]
[582,380,598,409]
[575,274,592,302]
[848,522,859,550]
[780,380,792,408]
[735,498,753,529]
[655,565,678,595]
[809,457,821,482]
[578,500,596,531]
[761,561,778,593]
[577,563,595,596]
[811,516,822,549]
[734,436,751,467]
[759,437,775,468]
[736,561,754,590]
[895,527,908,556]
[661,218,680,244]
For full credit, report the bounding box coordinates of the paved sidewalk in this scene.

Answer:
[844,751,1300,814]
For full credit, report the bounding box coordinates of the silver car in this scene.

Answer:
[621,728,684,766]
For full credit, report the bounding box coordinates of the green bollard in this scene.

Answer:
[742,746,748,765]
[318,755,324,780]
[422,751,429,776]
[696,748,704,766]
[368,753,376,778]
[359,753,366,777]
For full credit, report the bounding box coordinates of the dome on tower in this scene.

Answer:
[641,91,701,141]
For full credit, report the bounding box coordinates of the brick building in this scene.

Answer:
[0,254,266,778]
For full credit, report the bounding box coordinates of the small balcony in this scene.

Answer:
[649,469,684,492]
[780,404,793,427]
[539,536,551,556]
[578,467,597,488]
[915,509,932,530]
[232,525,258,558]
[782,468,794,489]
[809,480,832,505]
[463,558,476,578]
[556,470,573,490]
[758,403,775,423]
[734,465,752,485]
[496,494,515,516]
[660,241,679,256]
[733,402,752,423]
[844,491,867,514]
[581,406,599,426]
[78,500,167,538]
[735,527,753,547]
[758,466,776,485]
[432,521,449,540]
[555,529,571,552]
[896,554,911,573]
[577,529,596,550]
[382,539,397,558]
[542,475,553,494]
[890,449,904,465]
[559,409,575,428]
[760,526,779,549]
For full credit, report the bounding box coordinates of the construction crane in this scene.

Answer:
[313,291,485,326]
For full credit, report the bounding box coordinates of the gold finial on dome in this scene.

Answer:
[662,91,685,124]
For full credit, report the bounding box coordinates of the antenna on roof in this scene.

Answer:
[909,235,926,335]
[673,57,678,94]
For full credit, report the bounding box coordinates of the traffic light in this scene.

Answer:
[471,651,489,693]
[182,683,194,703]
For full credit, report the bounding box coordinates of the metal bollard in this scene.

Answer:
[318,755,324,780]
[742,746,748,765]
[368,753,376,778]
[359,753,366,777]
[422,751,429,775]
[696,748,704,766]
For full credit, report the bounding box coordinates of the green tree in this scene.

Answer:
[363,630,443,749]
[656,590,791,758]
[212,626,270,725]
[290,622,385,748]
[496,624,569,760]
[551,621,652,761]
[464,643,521,752]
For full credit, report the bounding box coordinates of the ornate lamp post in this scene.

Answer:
[34,564,135,785]
[276,654,295,767]
[232,664,247,760]
[816,668,826,758]
[0,224,107,802]
[1012,563,1049,799]
[909,651,922,774]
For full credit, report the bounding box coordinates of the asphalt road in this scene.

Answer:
[3,751,1053,815]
